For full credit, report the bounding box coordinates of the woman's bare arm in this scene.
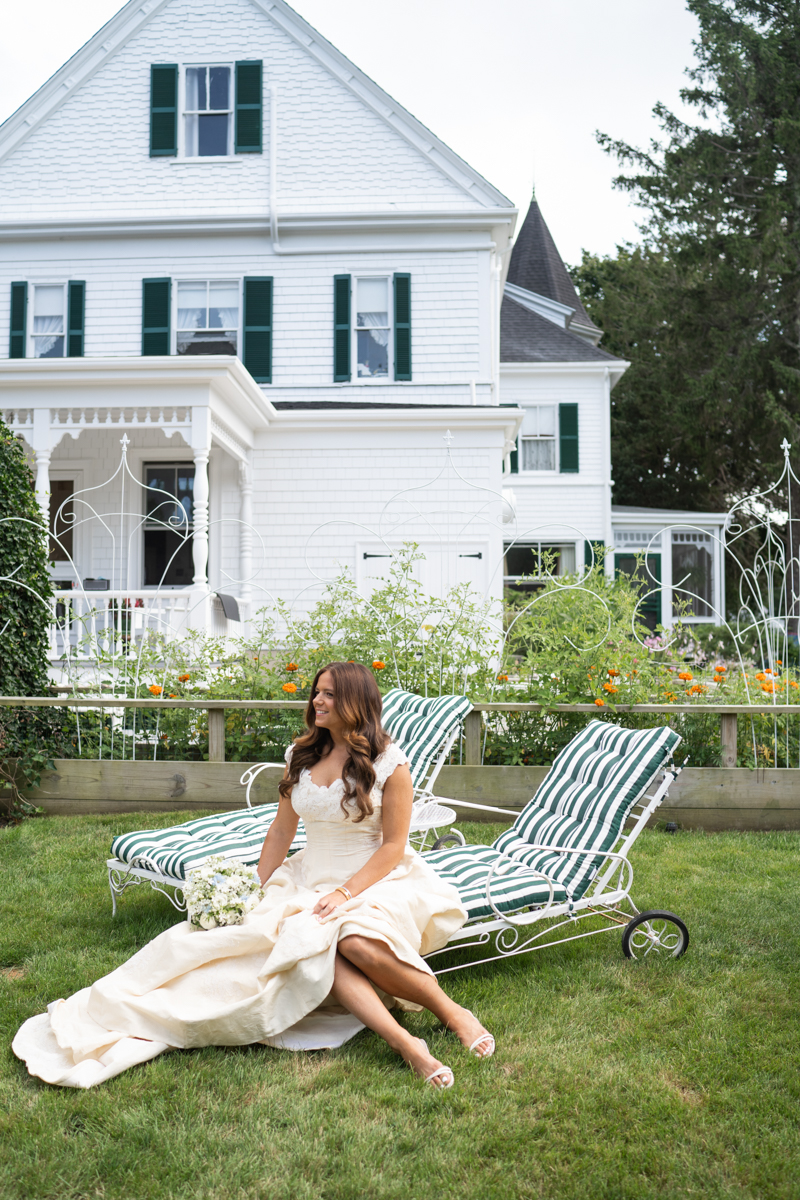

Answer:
[312,762,413,917]
[256,779,300,885]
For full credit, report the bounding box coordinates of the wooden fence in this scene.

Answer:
[2,696,800,830]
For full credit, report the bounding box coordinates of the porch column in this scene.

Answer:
[192,449,210,587]
[239,458,253,605]
[32,408,52,532]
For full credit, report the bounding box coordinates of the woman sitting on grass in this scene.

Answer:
[14,661,494,1089]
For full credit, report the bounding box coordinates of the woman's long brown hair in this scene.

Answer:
[278,662,390,822]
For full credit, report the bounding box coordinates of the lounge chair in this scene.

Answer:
[106,689,472,915]
[422,719,689,969]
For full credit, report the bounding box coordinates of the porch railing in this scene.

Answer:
[49,589,230,661]
[0,695,791,765]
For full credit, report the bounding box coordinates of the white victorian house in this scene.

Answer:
[0,0,724,673]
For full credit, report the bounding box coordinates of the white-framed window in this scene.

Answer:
[504,541,577,589]
[355,276,390,378]
[31,283,66,358]
[672,530,714,619]
[183,64,233,157]
[175,279,240,356]
[143,462,196,587]
[519,405,557,471]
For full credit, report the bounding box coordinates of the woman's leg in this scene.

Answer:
[338,935,492,1053]
[330,951,453,1087]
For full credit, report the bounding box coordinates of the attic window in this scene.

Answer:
[184,66,232,156]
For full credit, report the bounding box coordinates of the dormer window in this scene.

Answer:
[184,66,232,156]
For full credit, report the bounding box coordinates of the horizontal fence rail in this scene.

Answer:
[0,695,795,765]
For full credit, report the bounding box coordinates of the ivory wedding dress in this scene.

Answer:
[13,743,467,1089]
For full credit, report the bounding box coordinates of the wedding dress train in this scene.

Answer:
[13,743,467,1088]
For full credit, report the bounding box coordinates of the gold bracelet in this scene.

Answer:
[334,885,352,901]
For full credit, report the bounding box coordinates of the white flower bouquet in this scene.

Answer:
[183,856,263,930]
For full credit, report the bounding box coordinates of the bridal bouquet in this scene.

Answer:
[184,856,263,929]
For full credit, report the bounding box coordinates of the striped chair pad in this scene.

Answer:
[381,689,472,789]
[424,844,566,921]
[493,720,680,901]
[111,806,307,881]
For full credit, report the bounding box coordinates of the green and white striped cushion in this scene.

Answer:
[110,806,307,881]
[380,689,472,789]
[491,721,680,901]
[423,843,566,921]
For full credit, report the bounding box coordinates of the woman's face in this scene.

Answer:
[312,671,345,736]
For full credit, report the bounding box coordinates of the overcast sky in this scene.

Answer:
[0,0,700,264]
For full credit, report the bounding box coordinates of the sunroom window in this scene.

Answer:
[176,281,239,355]
[184,65,232,156]
[32,285,66,358]
[519,406,557,471]
[504,541,576,590]
[356,277,389,377]
[143,464,195,587]
[672,531,713,619]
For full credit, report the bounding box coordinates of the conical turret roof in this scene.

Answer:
[506,197,601,339]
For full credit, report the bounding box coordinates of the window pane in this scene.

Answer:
[672,542,713,617]
[521,438,555,471]
[185,67,206,111]
[177,282,207,330]
[34,285,64,322]
[176,469,195,526]
[209,66,230,110]
[177,330,237,355]
[184,114,199,156]
[208,281,238,328]
[357,278,388,323]
[357,329,388,377]
[505,545,539,577]
[198,113,229,155]
[521,408,540,436]
[538,405,556,436]
[33,335,64,359]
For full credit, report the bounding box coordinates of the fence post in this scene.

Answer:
[208,707,226,763]
[720,712,737,768]
[464,710,482,765]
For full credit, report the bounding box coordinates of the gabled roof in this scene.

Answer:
[500,295,621,365]
[506,197,601,338]
[0,0,513,211]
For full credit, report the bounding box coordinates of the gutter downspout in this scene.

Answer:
[603,367,615,578]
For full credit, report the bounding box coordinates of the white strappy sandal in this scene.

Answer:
[417,1039,454,1090]
[465,1012,496,1059]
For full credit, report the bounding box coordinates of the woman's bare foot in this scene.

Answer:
[447,1007,495,1057]
[403,1037,454,1089]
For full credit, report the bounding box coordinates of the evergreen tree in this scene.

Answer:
[572,0,800,512]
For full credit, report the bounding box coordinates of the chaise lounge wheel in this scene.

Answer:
[431,831,466,851]
[622,910,689,960]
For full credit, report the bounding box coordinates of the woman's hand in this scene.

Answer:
[313,890,348,920]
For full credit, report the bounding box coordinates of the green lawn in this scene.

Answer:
[1,814,799,1200]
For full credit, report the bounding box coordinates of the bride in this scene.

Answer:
[13,661,494,1090]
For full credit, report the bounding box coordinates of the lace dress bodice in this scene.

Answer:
[285,742,411,889]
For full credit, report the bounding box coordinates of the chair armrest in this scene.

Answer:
[239,762,285,809]
[414,788,519,818]
[523,843,633,895]
[484,852,556,926]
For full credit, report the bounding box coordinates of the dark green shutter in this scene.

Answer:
[584,540,595,571]
[559,403,579,473]
[10,282,26,359]
[243,277,273,383]
[235,61,262,153]
[67,281,85,357]
[150,64,177,157]
[334,275,351,382]
[142,278,171,355]
[393,272,411,381]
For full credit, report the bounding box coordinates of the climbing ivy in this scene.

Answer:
[0,418,64,818]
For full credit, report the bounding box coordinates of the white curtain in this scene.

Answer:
[358,314,389,347]
[33,316,64,358]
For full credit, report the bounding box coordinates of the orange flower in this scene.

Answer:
[755,672,766,681]
[764,668,774,676]
[594,698,605,707]
[282,682,297,693]
[777,659,783,666]
[713,674,725,683]
[286,663,298,672]
[372,660,385,670]
[607,668,620,677]
[496,673,509,682]
[603,683,618,694]
[761,681,775,693]
[791,681,799,690]
[148,685,163,696]
[715,665,727,672]
[677,671,693,682]
[178,673,190,682]
[689,684,706,695]
[168,693,177,698]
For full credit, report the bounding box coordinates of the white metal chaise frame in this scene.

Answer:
[423,756,685,974]
[106,706,467,915]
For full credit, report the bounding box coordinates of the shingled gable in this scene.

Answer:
[0,0,512,212]
[505,195,603,344]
